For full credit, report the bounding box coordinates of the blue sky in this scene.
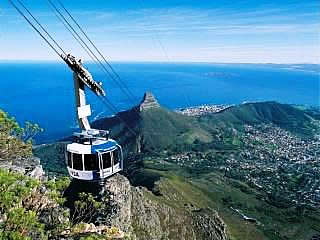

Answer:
[0,0,319,63]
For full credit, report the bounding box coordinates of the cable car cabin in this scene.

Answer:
[66,135,123,181]
[59,53,124,181]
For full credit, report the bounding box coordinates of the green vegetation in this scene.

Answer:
[93,106,201,153]
[0,168,64,239]
[0,109,43,160]
[0,168,125,239]
[70,192,103,226]
[131,156,320,240]
[199,102,318,138]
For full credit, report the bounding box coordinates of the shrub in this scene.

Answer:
[0,109,43,159]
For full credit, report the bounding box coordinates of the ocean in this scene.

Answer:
[0,61,319,143]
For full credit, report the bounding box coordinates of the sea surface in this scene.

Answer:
[0,61,319,143]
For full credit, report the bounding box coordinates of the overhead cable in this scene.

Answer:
[56,0,138,103]
[8,0,63,59]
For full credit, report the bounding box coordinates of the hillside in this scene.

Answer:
[199,101,317,138]
[93,92,207,153]
[93,94,318,154]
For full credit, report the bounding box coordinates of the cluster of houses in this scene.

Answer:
[234,124,320,207]
[175,104,232,116]
[165,123,320,208]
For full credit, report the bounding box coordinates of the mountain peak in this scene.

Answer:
[139,92,160,111]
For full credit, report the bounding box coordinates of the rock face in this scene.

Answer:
[191,209,228,240]
[101,174,133,233]
[139,92,160,111]
[0,156,45,180]
[101,174,228,240]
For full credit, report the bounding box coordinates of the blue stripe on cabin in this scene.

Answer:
[91,140,117,153]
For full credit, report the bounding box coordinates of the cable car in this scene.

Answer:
[66,130,123,181]
[62,54,123,181]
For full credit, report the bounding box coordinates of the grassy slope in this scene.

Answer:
[140,108,207,149]
[132,165,266,240]
[200,102,314,137]
[135,161,320,240]
[191,172,320,240]
[200,102,316,138]
[93,106,209,152]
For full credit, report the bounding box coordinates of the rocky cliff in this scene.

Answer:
[101,174,228,240]
[0,156,45,180]
[139,92,160,111]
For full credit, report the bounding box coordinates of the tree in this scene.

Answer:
[0,109,43,159]
[22,121,44,143]
[0,169,72,239]
[0,110,22,136]
[0,208,45,240]
[0,169,45,239]
[70,192,102,226]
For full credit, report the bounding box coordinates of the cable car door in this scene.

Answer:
[97,152,104,179]
[97,151,114,178]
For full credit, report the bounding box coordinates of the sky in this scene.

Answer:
[0,0,319,63]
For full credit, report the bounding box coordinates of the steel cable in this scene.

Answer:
[8,0,63,59]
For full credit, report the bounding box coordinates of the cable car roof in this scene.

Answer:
[91,140,118,153]
[66,139,118,154]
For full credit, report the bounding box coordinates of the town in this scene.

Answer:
[175,104,232,116]
[163,123,320,209]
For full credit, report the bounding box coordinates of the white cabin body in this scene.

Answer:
[66,138,123,181]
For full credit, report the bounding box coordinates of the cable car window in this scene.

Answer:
[84,154,98,171]
[67,152,72,167]
[102,152,112,169]
[113,149,120,165]
[72,153,83,170]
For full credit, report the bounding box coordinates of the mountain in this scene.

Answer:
[93,94,318,154]
[93,92,208,153]
[199,101,317,138]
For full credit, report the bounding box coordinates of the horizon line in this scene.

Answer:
[0,59,319,65]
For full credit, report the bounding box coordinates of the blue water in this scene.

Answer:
[0,61,319,143]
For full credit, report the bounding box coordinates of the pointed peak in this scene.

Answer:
[139,92,160,111]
